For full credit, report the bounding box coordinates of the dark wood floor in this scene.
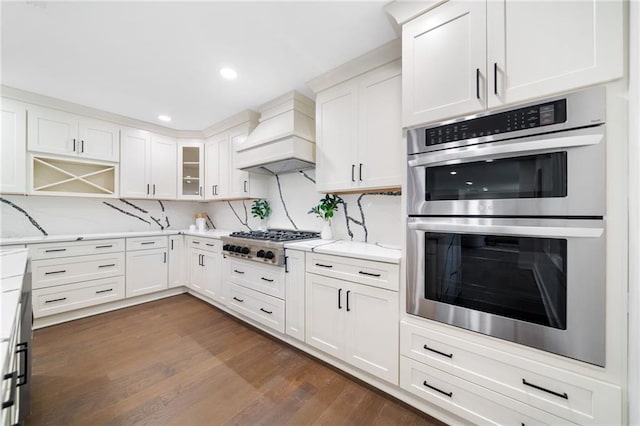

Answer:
[26,294,444,426]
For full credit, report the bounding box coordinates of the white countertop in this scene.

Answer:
[285,239,402,264]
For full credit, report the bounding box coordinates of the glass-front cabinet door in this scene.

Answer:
[177,140,204,200]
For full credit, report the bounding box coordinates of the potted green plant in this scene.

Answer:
[251,199,271,231]
[308,194,344,239]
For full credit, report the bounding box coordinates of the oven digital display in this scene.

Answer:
[425,99,567,147]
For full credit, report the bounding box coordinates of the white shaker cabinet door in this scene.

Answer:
[285,249,305,341]
[402,0,487,127]
[120,128,151,198]
[202,250,223,304]
[78,117,120,162]
[305,273,345,359]
[150,134,177,200]
[27,105,78,156]
[1,98,27,194]
[487,0,623,108]
[204,136,223,200]
[126,248,168,297]
[168,235,184,288]
[188,249,205,293]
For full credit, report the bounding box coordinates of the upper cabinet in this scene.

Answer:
[120,127,176,199]
[204,133,229,200]
[315,60,402,193]
[402,0,623,127]
[27,105,120,162]
[177,140,204,200]
[1,98,27,194]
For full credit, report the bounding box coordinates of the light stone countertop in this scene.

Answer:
[285,239,401,264]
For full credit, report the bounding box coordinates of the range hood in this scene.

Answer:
[236,91,315,175]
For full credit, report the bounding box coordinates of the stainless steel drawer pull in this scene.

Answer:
[45,270,66,275]
[358,271,381,277]
[206,243,215,247]
[45,248,66,253]
[98,264,115,268]
[141,241,155,245]
[193,241,201,244]
[261,277,274,282]
[96,288,113,294]
[260,308,273,315]
[233,269,245,274]
[422,380,453,398]
[95,245,113,249]
[522,379,568,400]
[423,344,453,359]
[45,297,67,304]
[233,297,244,303]
[315,263,333,268]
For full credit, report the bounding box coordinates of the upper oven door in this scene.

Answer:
[407,126,605,217]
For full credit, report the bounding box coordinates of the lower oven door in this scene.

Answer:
[407,216,605,366]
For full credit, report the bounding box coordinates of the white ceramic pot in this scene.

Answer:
[320,221,332,240]
[258,218,268,231]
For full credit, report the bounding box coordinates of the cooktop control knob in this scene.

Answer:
[256,250,266,258]
[265,251,274,260]
[227,245,235,252]
[241,247,250,255]
[234,246,243,253]
[223,244,230,251]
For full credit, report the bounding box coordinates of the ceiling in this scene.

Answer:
[1,1,398,130]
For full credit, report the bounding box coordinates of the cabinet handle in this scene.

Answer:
[95,288,113,294]
[193,241,201,244]
[359,163,363,181]
[476,68,480,99]
[358,271,381,277]
[261,277,274,282]
[338,288,342,309]
[284,256,289,273]
[95,245,113,249]
[493,62,498,95]
[212,185,215,196]
[315,263,333,268]
[81,140,84,153]
[141,241,155,245]
[351,164,355,182]
[2,372,17,409]
[522,379,568,400]
[233,296,244,303]
[243,180,248,193]
[72,138,76,153]
[15,342,28,387]
[200,254,205,267]
[45,248,66,253]
[423,344,453,359]
[98,264,115,268]
[153,184,156,195]
[171,240,174,250]
[233,269,245,274]
[423,380,453,398]
[147,184,150,195]
[260,308,273,315]
[346,290,351,312]
[45,270,66,275]
[199,186,202,196]
[45,297,67,304]
[206,243,215,247]
[163,252,167,263]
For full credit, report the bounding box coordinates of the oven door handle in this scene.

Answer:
[407,219,603,239]
[408,132,603,168]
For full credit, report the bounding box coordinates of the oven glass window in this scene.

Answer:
[425,152,567,201]
[425,232,567,329]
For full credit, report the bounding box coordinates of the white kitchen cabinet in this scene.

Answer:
[187,237,223,303]
[316,61,402,193]
[305,272,399,384]
[1,98,27,194]
[125,237,168,297]
[177,140,204,200]
[120,127,176,199]
[188,249,204,293]
[204,134,229,200]
[27,105,120,162]
[228,129,267,199]
[284,249,305,341]
[168,235,184,288]
[402,0,623,127]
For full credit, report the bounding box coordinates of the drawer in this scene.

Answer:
[227,259,285,299]
[400,356,579,426]
[32,276,125,318]
[227,283,285,334]
[28,238,124,260]
[32,252,124,289]
[306,253,399,291]
[188,237,221,252]
[126,236,168,251]
[401,321,622,425]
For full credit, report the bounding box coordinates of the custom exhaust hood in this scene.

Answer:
[236,91,315,175]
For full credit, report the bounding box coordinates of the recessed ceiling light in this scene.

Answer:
[450,171,457,175]
[220,67,237,80]
[157,115,172,122]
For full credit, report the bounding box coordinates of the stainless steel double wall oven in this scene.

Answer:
[406,87,607,366]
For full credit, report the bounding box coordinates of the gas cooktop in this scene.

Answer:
[228,229,320,242]
[221,229,320,266]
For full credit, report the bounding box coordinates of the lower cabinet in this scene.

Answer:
[228,283,285,333]
[125,236,168,297]
[284,249,305,341]
[187,237,223,304]
[168,235,184,288]
[305,272,399,384]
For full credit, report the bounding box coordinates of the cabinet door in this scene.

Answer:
[202,250,222,303]
[78,118,120,162]
[402,0,486,127]
[189,249,205,293]
[1,98,26,194]
[27,105,79,156]
[228,131,257,199]
[487,0,623,108]
[345,282,399,384]
[177,140,203,200]
[125,248,168,297]
[168,236,184,288]
[204,135,226,200]
[357,61,403,191]
[305,273,345,359]
[285,249,305,341]
[120,128,150,198]
[150,135,177,200]
[315,80,359,192]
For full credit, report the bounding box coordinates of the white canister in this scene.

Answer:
[196,218,206,232]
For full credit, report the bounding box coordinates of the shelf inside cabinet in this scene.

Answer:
[32,156,116,195]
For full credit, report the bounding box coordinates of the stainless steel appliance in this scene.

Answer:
[221,229,320,267]
[406,87,607,366]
